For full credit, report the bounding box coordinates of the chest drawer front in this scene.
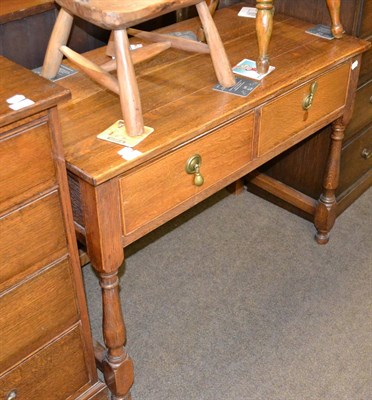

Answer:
[120,114,254,236]
[0,258,79,372]
[0,325,90,400]
[258,63,350,156]
[339,127,372,193]
[0,191,68,288]
[345,80,372,141]
[0,120,56,214]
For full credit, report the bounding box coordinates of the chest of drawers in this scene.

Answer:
[0,57,108,400]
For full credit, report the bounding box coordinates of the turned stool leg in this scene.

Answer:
[42,8,74,79]
[114,29,144,136]
[326,0,344,38]
[196,1,235,88]
[314,118,345,244]
[256,0,274,75]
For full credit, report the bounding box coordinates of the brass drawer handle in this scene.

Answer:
[302,81,318,110]
[6,391,17,400]
[361,148,371,160]
[185,154,204,186]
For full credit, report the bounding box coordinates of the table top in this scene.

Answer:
[0,57,70,128]
[56,4,369,186]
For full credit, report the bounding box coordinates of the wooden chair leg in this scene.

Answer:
[114,29,144,136]
[326,0,344,38]
[196,1,235,88]
[42,8,74,79]
[196,0,219,42]
[256,0,274,75]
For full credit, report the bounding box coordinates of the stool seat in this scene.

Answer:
[57,0,202,29]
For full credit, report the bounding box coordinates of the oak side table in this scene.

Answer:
[54,5,370,399]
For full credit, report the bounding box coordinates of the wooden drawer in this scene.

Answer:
[258,63,350,156]
[345,80,372,141]
[0,325,90,400]
[120,113,254,235]
[339,126,372,194]
[0,119,56,214]
[359,38,372,85]
[0,258,79,372]
[0,190,68,288]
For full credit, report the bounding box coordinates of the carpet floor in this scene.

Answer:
[83,187,371,400]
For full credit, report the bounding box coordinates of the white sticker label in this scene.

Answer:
[6,94,26,104]
[9,98,35,110]
[130,44,143,50]
[118,147,143,161]
[351,60,359,70]
[238,7,257,18]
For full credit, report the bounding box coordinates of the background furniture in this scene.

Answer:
[241,0,372,219]
[54,6,369,398]
[0,57,109,400]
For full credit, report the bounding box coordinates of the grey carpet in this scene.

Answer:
[83,187,372,400]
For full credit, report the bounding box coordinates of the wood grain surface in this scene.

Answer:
[56,0,201,28]
[0,258,79,371]
[55,6,369,185]
[0,57,70,127]
[0,0,55,23]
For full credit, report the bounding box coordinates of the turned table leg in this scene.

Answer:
[80,179,134,399]
[314,55,362,244]
[314,118,344,244]
[256,0,274,75]
[100,271,134,400]
[325,0,344,38]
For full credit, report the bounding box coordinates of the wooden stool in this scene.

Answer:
[42,0,236,137]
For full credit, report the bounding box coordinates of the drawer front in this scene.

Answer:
[339,127,372,193]
[0,325,90,400]
[345,80,372,141]
[0,258,79,372]
[0,120,56,214]
[120,114,254,235]
[0,191,68,288]
[258,63,350,156]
